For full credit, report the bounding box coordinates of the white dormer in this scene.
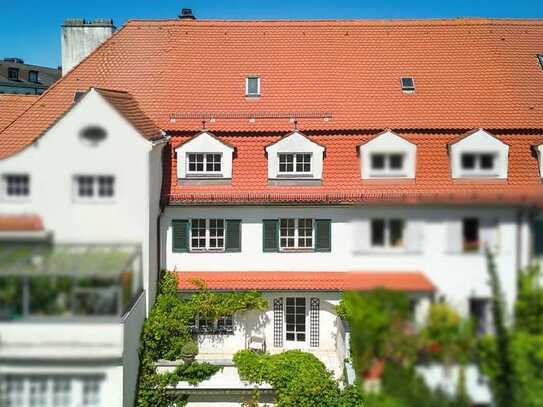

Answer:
[449,129,508,179]
[359,131,416,179]
[265,131,325,180]
[175,132,234,180]
[535,143,543,178]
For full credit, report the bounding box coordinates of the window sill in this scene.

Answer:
[186,173,224,178]
[189,249,226,253]
[72,197,115,204]
[279,248,315,253]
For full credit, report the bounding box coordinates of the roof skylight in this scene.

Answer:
[400,76,415,92]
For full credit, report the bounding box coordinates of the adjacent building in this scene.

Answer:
[2,11,543,406]
[0,58,60,95]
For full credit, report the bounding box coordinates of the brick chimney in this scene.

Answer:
[61,18,115,76]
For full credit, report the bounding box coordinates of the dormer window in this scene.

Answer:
[370,153,405,176]
[187,153,222,175]
[8,68,19,81]
[538,54,543,70]
[246,76,260,97]
[359,131,416,180]
[28,70,39,83]
[450,129,508,179]
[400,76,415,92]
[265,131,325,183]
[278,153,311,175]
[175,132,234,182]
[461,153,496,175]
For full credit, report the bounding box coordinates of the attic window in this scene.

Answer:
[246,76,260,97]
[8,68,19,81]
[538,54,543,70]
[28,70,39,83]
[400,77,415,92]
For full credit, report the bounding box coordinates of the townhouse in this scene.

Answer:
[1,11,543,406]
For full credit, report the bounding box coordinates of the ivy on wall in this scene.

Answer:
[135,272,268,406]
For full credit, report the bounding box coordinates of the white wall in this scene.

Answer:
[163,205,520,313]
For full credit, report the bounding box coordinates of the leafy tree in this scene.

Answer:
[483,248,515,407]
[515,264,543,335]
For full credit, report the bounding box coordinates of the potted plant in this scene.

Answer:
[181,340,198,364]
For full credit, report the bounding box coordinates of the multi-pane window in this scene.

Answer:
[75,175,115,199]
[190,315,234,334]
[461,153,496,175]
[217,315,234,334]
[28,70,39,83]
[52,378,71,407]
[280,218,313,249]
[187,153,222,174]
[82,377,101,406]
[190,218,225,251]
[462,218,480,252]
[370,153,405,176]
[278,153,311,174]
[28,377,47,407]
[8,67,19,81]
[0,375,101,406]
[246,76,260,96]
[4,174,30,198]
[469,298,490,336]
[286,297,306,342]
[370,219,405,248]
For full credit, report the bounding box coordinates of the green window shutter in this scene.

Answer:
[315,219,332,252]
[263,220,279,252]
[172,220,189,252]
[225,220,242,252]
[534,219,543,256]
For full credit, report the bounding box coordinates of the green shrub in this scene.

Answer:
[234,349,364,407]
[181,340,198,356]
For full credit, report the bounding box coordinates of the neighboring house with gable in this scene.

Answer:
[2,9,543,406]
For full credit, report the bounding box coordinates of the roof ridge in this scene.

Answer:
[125,17,543,27]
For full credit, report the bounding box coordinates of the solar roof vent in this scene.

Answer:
[400,76,415,93]
[538,54,543,70]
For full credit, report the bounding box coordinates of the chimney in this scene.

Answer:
[179,8,196,20]
[61,18,115,76]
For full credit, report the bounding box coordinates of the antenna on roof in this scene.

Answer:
[293,119,298,131]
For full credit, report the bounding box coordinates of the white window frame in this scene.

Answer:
[186,152,223,177]
[285,297,307,343]
[460,152,498,177]
[277,153,313,177]
[73,175,115,202]
[370,218,405,250]
[279,218,314,250]
[245,75,260,97]
[189,218,225,252]
[2,173,31,201]
[368,153,407,178]
[0,375,103,407]
[189,314,235,335]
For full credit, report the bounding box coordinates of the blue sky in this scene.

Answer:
[2,0,543,68]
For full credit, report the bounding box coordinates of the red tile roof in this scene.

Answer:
[0,215,44,231]
[176,271,435,292]
[3,18,543,158]
[165,131,543,206]
[94,88,163,141]
[0,94,39,133]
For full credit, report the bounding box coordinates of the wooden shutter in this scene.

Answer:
[273,298,283,347]
[172,220,189,252]
[481,217,499,253]
[534,219,543,256]
[446,220,462,253]
[354,219,371,252]
[263,220,279,252]
[405,220,423,253]
[310,297,320,347]
[225,220,242,252]
[315,219,331,252]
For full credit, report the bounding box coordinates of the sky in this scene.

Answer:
[2,0,543,68]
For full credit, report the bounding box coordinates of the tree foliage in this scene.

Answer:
[515,264,543,335]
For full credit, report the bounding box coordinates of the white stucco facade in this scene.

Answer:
[0,89,165,407]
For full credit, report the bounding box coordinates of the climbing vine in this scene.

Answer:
[136,272,268,406]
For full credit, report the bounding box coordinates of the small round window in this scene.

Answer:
[80,125,107,144]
